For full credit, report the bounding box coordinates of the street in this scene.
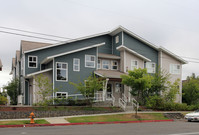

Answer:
[0,121,199,135]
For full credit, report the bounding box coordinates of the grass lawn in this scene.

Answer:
[0,119,50,125]
[66,113,169,123]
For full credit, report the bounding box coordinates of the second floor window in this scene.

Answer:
[56,62,68,81]
[85,55,95,68]
[28,56,37,68]
[170,64,180,74]
[145,62,156,73]
[112,61,118,70]
[102,60,110,69]
[131,60,138,70]
[73,58,80,71]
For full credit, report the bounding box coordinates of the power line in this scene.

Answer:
[0,26,72,40]
[0,30,63,42]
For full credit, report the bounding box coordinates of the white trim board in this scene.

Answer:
[26,68,53,78]
[41,42,105,64]
[117,45,151,62]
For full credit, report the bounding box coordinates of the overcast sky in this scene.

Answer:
[0,0,199,88]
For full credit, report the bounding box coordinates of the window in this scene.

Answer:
[102,60,110,69]
[112,60,118,70]
[131,60,138,70]
[56,62,68,81]
[115,35,119,44]
[145,62,156,73]
[170,64,180,74]
[56,92,68,98]
[28,56,37,68]
[73,58,80,71]
[85,55,95,68]
[97,59,101,69]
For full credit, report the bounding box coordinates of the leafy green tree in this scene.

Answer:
[183,76,199,105]
[148,68,170,96]
[70,74,104,104]
[121,68,153,104]
[3,79,19,105]
[34,74,54,102]
[163,79,180,103]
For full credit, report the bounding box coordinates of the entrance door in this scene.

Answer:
[107,83,112,100]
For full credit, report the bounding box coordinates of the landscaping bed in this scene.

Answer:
[0,106,123,119]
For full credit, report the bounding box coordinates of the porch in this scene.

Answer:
[94,70,139,111]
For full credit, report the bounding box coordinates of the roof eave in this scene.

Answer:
[159,46,188,64]
[116,45,151,62]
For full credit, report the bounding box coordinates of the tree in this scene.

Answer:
[3,78,19,105]
[148,68,170,96]
[183,76,199,105]
[121,68,153,104]
[34,74,54,102]
[163,79,180,103]
[70,74,104,104]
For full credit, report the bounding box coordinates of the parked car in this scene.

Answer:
[185,110,199,122]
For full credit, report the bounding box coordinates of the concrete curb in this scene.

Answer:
[0,119,174,128]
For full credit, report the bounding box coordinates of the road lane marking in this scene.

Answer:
[169,132,199,135]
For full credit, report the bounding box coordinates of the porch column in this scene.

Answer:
[103,78,109,101]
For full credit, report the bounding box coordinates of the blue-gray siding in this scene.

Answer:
[25,35,112,75]
[54,47,97,95]
[113,32,123,56]
[123,32,158,65]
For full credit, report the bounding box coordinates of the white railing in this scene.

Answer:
[122,93,128,103]
[131,97,139,111]
[94,92,103,102]
[112,95,115,106]
[119,98,126,110]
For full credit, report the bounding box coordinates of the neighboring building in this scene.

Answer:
[11,26,187,106]
[0,59,2,71]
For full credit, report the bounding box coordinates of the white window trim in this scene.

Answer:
[170,64,181,74]
[146,62,156,73]
[111,60,118,70]
[28,55,37,68]
[97,59,101,69]
[73,58,80,72]
[56,92,68,98]
[56,62,68,82]
[131,60,138,70]
[85,55,96,68]
[102,60,110,70]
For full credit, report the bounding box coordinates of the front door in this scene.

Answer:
[107,83,112,100]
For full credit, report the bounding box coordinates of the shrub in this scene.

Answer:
[0,95,7,105]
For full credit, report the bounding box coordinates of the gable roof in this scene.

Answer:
[21,40,52,53]
[21,26,187,64]
[159,46,187,64]
[41,42,105,64]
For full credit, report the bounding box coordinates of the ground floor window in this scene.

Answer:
[56,92,68,98]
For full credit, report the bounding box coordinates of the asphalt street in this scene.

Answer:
[0,121,199,135]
